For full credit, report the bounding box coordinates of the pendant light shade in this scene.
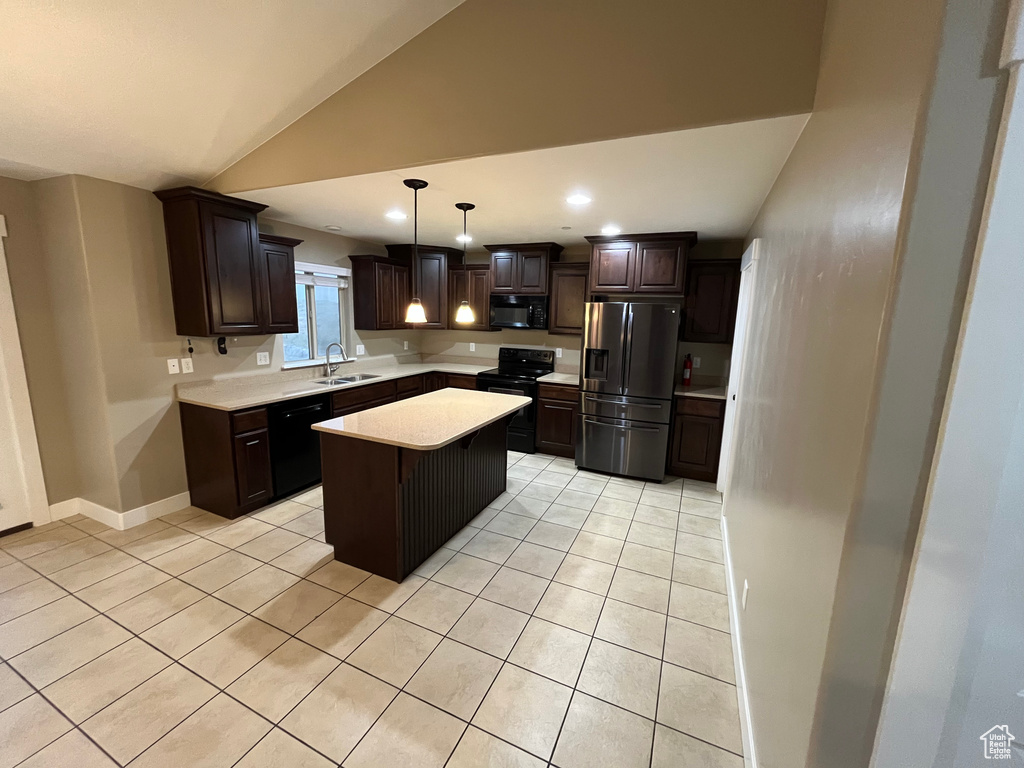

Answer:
[455,300,475,324]
[403,178,429,324]
[405,298,428,324]
[454,202,476,325]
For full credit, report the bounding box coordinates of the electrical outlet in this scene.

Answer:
[403,341,409,350]
[181,358,194,374]
[356,344,365,356]
[166,358,180,375]
[555,348,563,358]
[693,356,702,368]
[256,352,270,366]
[470,343,476,352]
[742,579,749,610]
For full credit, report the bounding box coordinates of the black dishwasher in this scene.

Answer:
[268,394,330,498]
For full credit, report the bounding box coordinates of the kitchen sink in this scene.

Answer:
[313,373,381,386]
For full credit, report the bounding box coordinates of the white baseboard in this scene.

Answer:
[49,492,191,531]
[722,514,758,768]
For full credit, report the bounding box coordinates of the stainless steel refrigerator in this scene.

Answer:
[576,302,680,481]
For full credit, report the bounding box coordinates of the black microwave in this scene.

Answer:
[489,295,548,330]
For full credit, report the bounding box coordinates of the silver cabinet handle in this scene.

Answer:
[245,440,259,446]
[583,418,659,433]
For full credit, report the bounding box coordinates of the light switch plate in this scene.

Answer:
[356,344,365,356]
[555,348,563,358]
[693,356,702,368]
[403,341,409,350]
[470,343,476,352]
[166,358,180,375]
[181,358,194,374]
[256,352,270,366]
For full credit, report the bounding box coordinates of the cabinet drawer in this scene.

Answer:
[677,397,725,418]
[396,375,424,399]
[333,396,395,418]
[445,373,478,390]
[331,381,397,413]
[538,383,578,402]
[231,407,268,434]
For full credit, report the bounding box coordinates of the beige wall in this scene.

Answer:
[3,174,394,514]
[726,0,945,764]
[210,0,826,193]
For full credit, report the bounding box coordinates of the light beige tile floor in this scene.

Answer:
[0,452,740,767]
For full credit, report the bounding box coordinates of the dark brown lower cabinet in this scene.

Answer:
[445,373,478,390]
[536,383,579,458]
[332,380,398,417]
[180,403,273,519]
[424,372,446,392]
[668,396,725,481]
[396,375,425,400]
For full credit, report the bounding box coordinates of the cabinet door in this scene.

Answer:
[683,260,740,343]
[374,262,395,330]
[258,241,299,333]
[394,264,410,329]
[415,250,447,329]
[445,373,477,390]
[517,249,548,294]
[200,202,263,334]
[634,241,686,294]
[669,413,723,481]
[423,372,446,392]
[590,242,636,293]
[490,251,517,293]
[468,268,492,330]
[549,265,589,335]
[396,375,425,400]
[448,268,468,327]
[233,428,273,505]
[536,398,578,458]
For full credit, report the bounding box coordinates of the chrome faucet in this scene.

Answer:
[325,342,349,375]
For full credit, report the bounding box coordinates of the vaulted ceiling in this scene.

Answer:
[0,0,464,189]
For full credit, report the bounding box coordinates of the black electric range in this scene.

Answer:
[476,347,555,453]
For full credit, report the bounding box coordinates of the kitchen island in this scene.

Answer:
[313,388,532,581]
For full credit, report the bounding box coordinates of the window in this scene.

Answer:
[283,262,352,364]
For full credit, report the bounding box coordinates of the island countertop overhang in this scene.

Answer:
[312,388,532,450]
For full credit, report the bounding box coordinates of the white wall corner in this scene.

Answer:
[722,514,758,768]
[1002,0,1024,68]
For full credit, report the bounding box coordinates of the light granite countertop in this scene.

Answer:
[312,389,532,450]
[176,362,494,411]
[537,372,580,385]
[674,385,728,400]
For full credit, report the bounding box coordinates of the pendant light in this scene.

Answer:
[454,202,476,324]
[403,179,429,324]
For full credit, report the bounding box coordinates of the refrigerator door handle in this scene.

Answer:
[582,418,661,433]
[623,308,634,392]
[584,396,661,409]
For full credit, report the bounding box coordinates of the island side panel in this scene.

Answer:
[398,418,509,578]
[320,433,402,580]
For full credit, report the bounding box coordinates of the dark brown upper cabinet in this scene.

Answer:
[351,255,410,331]
[448,264,493,331]
[548,262,590,335]
[155,186,285,337]
[386,244,463,330]
[485,243,564,295]
[682,259,741,343]
[257,234,302,334]
[585,232,696,295]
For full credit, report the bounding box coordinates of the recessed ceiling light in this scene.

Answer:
[385,209,407,220]
[601,224,621,235]
[456,234,472,243]
[566,193,592,206]
[324,225,342,231]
